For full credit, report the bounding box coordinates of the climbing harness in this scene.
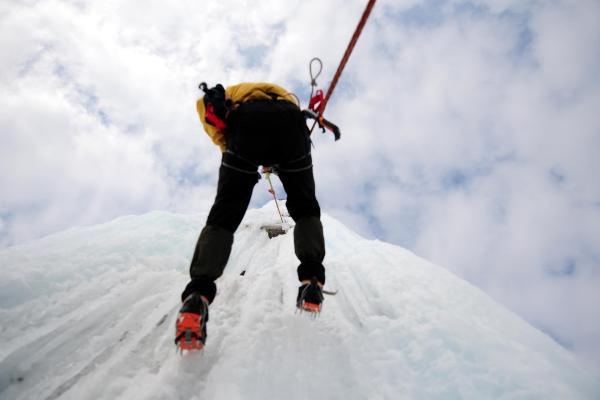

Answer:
[308,57,323,112]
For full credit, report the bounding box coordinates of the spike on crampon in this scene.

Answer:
[175,312,204,351]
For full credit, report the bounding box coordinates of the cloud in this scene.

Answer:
[313,0,600,367]
[1,0,599,369]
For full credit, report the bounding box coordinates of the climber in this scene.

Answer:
[175,82,326,351]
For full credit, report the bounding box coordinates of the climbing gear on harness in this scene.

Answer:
[308,89,323,114]
[308,57,324,113]
[303,109,341,140]
[306,57,339,139]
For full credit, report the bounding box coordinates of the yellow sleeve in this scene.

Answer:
[196,98,226,152]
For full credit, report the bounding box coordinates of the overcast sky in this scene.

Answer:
[1,0,599,369]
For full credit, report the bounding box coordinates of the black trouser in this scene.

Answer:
[182,100,326,303]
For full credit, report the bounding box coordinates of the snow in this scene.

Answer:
[0,202,598,400]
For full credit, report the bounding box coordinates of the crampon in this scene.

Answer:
[175,293,208,352]
[297,278,324,314]
[175,312,204,351]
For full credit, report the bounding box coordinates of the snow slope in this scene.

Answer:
[0,202,598,400]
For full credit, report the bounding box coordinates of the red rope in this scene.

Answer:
[319,0,377,116]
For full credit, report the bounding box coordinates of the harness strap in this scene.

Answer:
[223,150,312,174]
[224,150,258,169]
[222,161,258,175]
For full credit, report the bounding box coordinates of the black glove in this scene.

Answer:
[199,82,228,121]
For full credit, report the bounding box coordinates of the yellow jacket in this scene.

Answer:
[196,82,299,152]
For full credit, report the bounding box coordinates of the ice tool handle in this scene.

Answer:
[303,109,341,141]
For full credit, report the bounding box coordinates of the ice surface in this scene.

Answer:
[0,202,598,400]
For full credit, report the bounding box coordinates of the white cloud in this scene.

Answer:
[1,0,599,369]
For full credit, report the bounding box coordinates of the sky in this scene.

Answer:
[1,0,599,368]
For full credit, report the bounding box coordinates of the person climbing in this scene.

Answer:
[175,82,326,351]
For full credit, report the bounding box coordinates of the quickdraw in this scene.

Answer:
[308,89,323,113]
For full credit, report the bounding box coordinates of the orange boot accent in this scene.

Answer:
[301,301,322,313]
[175,312,205,351]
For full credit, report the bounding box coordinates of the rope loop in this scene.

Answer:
[309,57,323,88]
